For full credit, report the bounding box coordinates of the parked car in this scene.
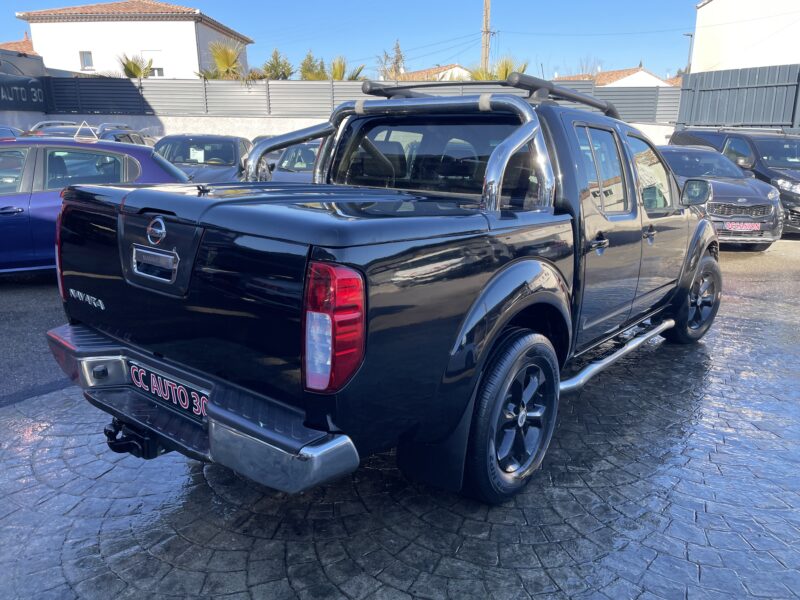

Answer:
[671,127,800,233]
[0,138,187,273]
[29,120,76,131]
[155,134,252,182]
[659,145,782,250]
[23,125,148,145]
[269,141,320,182]
[48,74,720,504]
[0,125,22,139]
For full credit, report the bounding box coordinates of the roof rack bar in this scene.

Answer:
[360,81,433,99]
[506,72,621,120]
[362,73,621,120]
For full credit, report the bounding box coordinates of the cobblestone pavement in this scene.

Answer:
[1,241,799,600]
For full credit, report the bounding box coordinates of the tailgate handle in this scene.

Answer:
[132,245,180,283]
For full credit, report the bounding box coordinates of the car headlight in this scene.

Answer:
[773,178,800,195]
[767,186,780,201]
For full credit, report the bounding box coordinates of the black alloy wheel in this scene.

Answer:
[465,330,559,504]
[662,251,722,344]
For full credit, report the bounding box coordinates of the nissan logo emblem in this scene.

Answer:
[146,217,167,246]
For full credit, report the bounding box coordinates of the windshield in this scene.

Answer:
[331,115,542,208]
[753,138,800,169]
[156,138,237,167]
[662,150,744,179]
[277,144,319,172]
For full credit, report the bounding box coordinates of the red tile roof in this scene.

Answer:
[555,66,668,87]
[400,63,466,81]
[0,32,37,55]
[665,75,683,88]
[17,0,251,43]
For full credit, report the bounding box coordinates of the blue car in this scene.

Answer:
[0,137,187,273]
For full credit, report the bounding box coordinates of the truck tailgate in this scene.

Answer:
[59,184,308,407]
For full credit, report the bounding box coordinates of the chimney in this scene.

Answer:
[24,31,29,41]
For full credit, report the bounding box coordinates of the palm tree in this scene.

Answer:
[201,40,245,80]
[119,54,152,80]
[329,56,366,81]
[469,57,529,81]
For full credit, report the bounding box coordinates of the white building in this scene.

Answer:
[555,66,672,87]
[400,64,472,81]
[17,0,252,79]
[690,0,800,72]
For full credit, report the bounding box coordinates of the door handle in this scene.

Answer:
[588,234,610,251]
[643,226,656,241]
[0,206,24,216]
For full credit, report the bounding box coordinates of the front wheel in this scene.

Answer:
[662,252,722,344]
[464,331,559,504]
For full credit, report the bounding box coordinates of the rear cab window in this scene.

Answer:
[574,125,629,214]
[331,115,546,210]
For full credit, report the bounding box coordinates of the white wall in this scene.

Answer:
[629,123,675,146]
[604,71,670,87]
[30,20,200,78]
[196,23,249,73]
[692,0,800,72]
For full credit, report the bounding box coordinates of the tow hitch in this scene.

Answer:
[104,418,168,459]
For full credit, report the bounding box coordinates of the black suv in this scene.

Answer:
[670,128,800,233]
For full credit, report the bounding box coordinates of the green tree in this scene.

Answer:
[119,54,152,80]
[300,50,326,80]
[329,56,365,81]
[199,40,245,80]
[261,49,294,80]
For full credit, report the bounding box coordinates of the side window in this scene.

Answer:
[722,137,754,165]
[627,136,674,216]
[45,149,124,189]
[0,148,28,195]
[575,126,629,214]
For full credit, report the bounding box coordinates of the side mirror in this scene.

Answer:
[268,162,276,173]
[735,155,755,170]
[681,178,712,206]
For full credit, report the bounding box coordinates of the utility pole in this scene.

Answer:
[481,0,491,72]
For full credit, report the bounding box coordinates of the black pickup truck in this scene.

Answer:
[47,75,721,504]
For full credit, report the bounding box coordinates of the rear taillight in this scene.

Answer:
[55,203,65,301]
[303,261,365,393]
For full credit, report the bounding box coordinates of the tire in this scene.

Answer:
[464,330,559,504]
[741,242,772,252]
[662,252,722,344]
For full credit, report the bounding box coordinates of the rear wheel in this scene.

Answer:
[662,252,722,344]
[464,331,559,504]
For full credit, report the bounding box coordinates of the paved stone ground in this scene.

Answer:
[1,241,799,600]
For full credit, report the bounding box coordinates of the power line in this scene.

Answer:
[348,32,481,63]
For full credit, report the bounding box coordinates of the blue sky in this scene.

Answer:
[2,0,699,79]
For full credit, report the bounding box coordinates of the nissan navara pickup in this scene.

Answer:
[47,75,721,504]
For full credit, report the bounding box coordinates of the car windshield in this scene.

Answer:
[753,138,800,168]
[662,150,744,179]
[156,138,237,167]
[278,144,319,172]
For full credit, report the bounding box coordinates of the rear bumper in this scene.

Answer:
[47,324,359,494]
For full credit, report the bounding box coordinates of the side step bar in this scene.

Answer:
[559,319,675,394]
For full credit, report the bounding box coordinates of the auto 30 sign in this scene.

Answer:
[0,74,45,111]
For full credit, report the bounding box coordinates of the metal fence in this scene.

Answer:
[40,77,681,123]
[677,64,800,129]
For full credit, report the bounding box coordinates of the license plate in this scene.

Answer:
[723,222,760,231]
[128,361,208,420]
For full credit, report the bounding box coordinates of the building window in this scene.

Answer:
[79,51,94,71]
[150,67,164,77]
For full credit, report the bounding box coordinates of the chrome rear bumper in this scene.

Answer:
[47,324,359,494]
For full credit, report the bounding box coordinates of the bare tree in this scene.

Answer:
[576,55,603,75]
[377,40,406,80]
